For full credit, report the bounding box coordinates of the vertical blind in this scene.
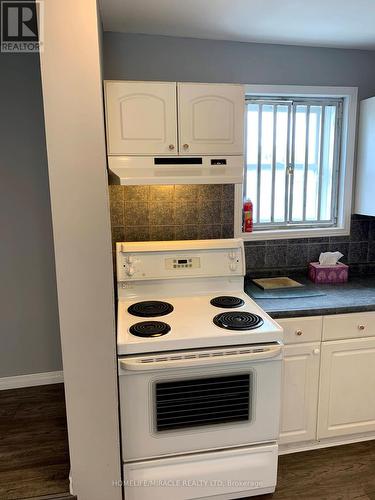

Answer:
[244,97,343,229]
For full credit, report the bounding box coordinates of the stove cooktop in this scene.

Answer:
[128,300,174,318]
[210,296,245,308]
[129,321,171,338]
[213,311,264,331]
[118,292,283,355]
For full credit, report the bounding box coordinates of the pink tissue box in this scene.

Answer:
[308,262,349,284]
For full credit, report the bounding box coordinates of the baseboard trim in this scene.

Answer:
[0,371,64,390]
[19,495,76,500]
[19,495,75,500]
[279,432,375,455]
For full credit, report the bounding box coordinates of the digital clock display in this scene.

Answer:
[165,257,198,269]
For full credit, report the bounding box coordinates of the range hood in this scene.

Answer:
[108,156,244,185]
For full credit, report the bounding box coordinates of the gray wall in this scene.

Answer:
[103,33,375,100]
[0,53,62,377]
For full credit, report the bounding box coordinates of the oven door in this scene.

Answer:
[118,344,282,461]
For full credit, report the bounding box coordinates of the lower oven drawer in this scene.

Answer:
[118,345,282,461]
[124,443,278,500]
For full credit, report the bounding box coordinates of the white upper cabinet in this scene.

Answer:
[355,96,375,215]
[177,83,245,155]
[105,81,178,155]
[104,81,245,157]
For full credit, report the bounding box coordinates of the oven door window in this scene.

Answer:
[155,373,252,432]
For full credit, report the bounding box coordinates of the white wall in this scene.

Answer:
[39,1,122,498]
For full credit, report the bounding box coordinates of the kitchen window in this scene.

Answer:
[234,85,358,241]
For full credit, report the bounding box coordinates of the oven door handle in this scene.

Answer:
[119,345,282,372]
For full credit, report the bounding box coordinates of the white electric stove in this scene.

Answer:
[116,239,283,500]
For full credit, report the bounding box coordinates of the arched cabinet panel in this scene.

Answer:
[105,81,177,155]
[178,83,244,155]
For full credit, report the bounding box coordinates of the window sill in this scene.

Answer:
[237,226,350,242]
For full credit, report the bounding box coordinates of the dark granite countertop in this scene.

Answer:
[244,275,375,319]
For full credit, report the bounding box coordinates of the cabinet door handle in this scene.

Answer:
[358,324,366,331]
[183,143,189,150]
[168,144,175,150]
[295,330,303,336]
[313,349,320,355]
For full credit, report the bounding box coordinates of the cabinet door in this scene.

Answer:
[318,337,375,439]
[279,342,321,445]
[105,81,177,155]
[178,83,244,155]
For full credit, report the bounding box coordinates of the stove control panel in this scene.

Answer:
[116,239,246,281]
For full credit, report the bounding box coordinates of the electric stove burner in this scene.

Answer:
[213,312,264,331]
[129,321,171,338]
[128,300,174,317]
[210,296,245,308]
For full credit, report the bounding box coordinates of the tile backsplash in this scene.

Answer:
[109,184,234,243]
[244,214,375,277]
[109,185,375,276]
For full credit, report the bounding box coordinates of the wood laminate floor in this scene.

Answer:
[251,440,375,500]
[1,384,375,500]
[0,384,70,500]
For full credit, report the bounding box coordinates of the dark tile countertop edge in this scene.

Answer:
[265,304,375,319]
[244,275,375,319]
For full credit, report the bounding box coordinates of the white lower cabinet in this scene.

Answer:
[278,313,375,451]
[279,342,321,445]
[317,337,375,439]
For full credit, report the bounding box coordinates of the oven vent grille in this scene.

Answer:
[140,347,265,364]
[155,374,251,431]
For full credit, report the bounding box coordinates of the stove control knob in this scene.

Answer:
[229,251,236,260]
[126,266,135,277]
[126,255,134,264]
[229,262,237,271]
